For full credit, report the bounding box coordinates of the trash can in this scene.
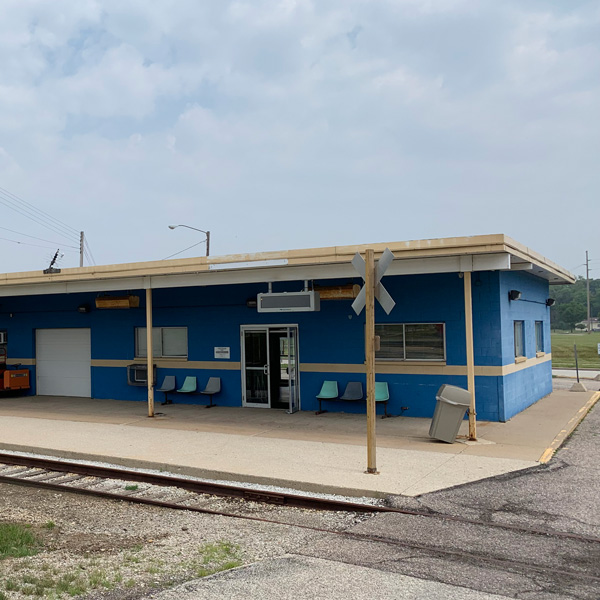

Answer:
[429,384,471,443]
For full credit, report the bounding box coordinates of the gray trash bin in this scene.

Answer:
[429,384,471,443]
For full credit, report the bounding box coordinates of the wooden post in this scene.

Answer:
[463,272,476,440]
[365,249,378,473]
[146,288,154,418]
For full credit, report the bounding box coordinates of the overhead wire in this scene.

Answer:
[0,185,79,241]
[162,240,207,260]
[0,236,76,251]
[0,226,78,249]
[83,238,96,265]
[0,185,100,267]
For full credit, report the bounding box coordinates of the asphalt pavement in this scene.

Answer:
[136,378,600,600]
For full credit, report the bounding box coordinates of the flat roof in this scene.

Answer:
[0,234,575,297]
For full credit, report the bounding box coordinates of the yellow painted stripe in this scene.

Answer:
[539,391,600,463]
[7,358,36,366]
[15,352,553,377]
[91,359,241,371]
[301,354,552,377]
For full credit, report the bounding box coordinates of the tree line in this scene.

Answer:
[550,277,599,331]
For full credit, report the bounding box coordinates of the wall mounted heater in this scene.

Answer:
[257,291,320,313]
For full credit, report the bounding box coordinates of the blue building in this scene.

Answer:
[0,235,574,422]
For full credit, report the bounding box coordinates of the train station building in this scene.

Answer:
[0,234,574,422]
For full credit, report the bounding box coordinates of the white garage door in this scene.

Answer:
[36,329,91,397]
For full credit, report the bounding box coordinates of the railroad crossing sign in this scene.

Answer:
[351,248,396,315]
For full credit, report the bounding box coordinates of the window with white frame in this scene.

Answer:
[375,323,445,361]
[135,327,188,358]
[535,321,544,353]
[514,321,525,358]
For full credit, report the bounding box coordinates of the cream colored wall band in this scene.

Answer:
[91,359,241,370]
[82,353,552,376]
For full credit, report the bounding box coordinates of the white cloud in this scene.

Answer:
[0,1,597,273]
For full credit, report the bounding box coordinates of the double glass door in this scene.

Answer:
[242,326,299,412]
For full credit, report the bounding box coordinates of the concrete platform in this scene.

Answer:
[0,387,598,498]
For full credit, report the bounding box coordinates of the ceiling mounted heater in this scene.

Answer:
[257,291,320,313]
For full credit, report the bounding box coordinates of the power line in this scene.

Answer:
[162,240,207,260]
[0,187,79,243]
[0,236,76,251]
[0,185,79,237]
[0,226,78,248]
[83,238,96,265]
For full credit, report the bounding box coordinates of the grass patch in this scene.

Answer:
[551,332,600,369]
[192,541,242,578]
[1,568,122,597]
[124,484,139,491]
[0,522,41,559]
[43,521,56,530]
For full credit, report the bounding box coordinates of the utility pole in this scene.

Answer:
[586,251,591,333]
[80,231,85,268]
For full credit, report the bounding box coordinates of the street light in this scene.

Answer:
[168,224,210,257]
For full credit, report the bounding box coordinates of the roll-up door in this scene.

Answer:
[36,328,91,397]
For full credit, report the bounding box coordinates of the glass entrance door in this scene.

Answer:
[242,329,269,406]
[242,325,299,410]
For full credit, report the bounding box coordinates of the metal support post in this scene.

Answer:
[146,288,154,418]
[365,249,378,473]
[463,272,477,441]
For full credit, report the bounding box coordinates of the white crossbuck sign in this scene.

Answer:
[351,248,396,315]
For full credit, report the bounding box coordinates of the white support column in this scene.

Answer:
[463,272,476,440]
[146,288,154,417]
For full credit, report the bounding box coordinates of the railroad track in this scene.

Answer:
[0,451,598,545]
[2,451,599,590]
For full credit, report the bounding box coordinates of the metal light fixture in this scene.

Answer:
[508,290,522,301]
[168,224,210,257]
[546,298,556,307]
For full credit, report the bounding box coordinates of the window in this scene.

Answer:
[535,321,544,353]
[135,327,187,358]
[514,321,525,358]
[375,323,445,361]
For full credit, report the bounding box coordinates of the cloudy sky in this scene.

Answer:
[0,0,598,277]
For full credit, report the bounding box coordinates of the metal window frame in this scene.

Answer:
[535,321,544,353]
[134,326,188,359]
[375,322,446,362]
[514,320,525,358]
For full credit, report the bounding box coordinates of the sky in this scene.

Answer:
[0,0,598,279]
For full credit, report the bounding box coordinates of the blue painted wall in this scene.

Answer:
[0,269,554,421]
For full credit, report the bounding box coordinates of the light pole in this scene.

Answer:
[168,225,210,257]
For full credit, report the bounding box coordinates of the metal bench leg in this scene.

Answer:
[161,393,173,406]
[204,394,216,408]
[315,399,328,415]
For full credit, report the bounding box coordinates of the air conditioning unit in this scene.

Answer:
[0,331,6,344]
[127,364,156,386]
[257,291,320,313]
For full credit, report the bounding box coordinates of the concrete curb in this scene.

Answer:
[539,391,600,463]
[0,443,390,500]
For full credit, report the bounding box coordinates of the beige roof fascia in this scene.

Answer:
[0,234,574,293]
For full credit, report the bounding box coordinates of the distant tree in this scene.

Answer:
[550,277,598,331]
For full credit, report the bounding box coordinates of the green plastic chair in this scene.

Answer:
[315,380,338,415]
[177,376,197,394]
[375,381,390,418]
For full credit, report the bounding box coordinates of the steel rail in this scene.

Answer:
[1,452,599,546]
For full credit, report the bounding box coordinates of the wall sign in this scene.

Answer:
[214,347,230,359]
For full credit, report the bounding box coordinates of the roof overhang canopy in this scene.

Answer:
[0,234,575,298]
